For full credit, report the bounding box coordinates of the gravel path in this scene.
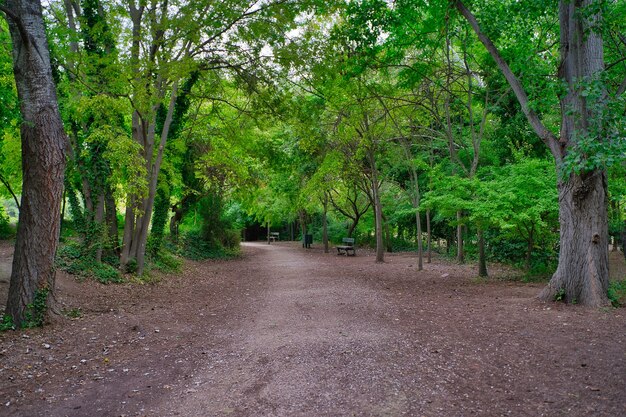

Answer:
[1,241,625,416]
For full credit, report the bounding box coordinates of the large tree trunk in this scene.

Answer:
[3,0,67,326]
[539,172,609,305]
[455,0,610,306]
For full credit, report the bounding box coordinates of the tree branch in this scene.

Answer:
[0,4,30,45]
[0,172,20,210]
[453,0,562,160]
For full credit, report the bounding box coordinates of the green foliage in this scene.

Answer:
[554,287,566,302]
[607,280,626,308]
[175,230,240,261]
[0,314,15,332]
[23,287,50,328]
[561,78,626,177]
[149,250,183,274]
[0,205,14,239]
[57,241,124,284]
[148,180,171,257]
[62,307,83,319]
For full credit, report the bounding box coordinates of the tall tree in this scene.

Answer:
[1,0,67,326]
[454,0,622,306]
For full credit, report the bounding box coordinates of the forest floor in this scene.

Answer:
[0,241,625,417]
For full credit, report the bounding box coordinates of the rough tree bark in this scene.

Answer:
[2,0,67,326]
[455,0,611,306]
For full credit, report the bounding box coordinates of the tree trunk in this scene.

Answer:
[123,83,179,275]
[120,202,135,270]
[525,227,534,272]
[347,219,357,238]
[4,0,67,326]
[105,188,119,256]
[539,173,609,305]
[621,221,626,262]
[456,211,464,264]
[383,213,392,253]
[455,0,610,306]
[478,229,488,277]
[368,150,384,263]
[426,209,432,263]
[94,194,105,263]
[322,194,329,253]
[267,221,271,244]
[416,210,423,271]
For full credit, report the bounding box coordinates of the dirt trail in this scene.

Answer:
[1,242,625,417]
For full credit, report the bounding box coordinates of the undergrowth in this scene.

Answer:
[171,230,240,261]
[608,280,626,307]
[56,242,124,284]
[0,314,14,331]
[0,287,50,331]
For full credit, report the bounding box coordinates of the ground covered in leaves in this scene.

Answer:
[1,241,625,417]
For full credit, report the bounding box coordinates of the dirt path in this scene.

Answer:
[1,242,625,416]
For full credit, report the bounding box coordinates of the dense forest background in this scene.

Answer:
[0,0,625,327]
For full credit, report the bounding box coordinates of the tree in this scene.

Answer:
[1,0,67,326]
[454,0,625,306]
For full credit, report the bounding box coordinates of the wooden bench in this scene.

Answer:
[336,238,356,256]
[268,232,280,243]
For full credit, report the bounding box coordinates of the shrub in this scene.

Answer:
[178,230,239,260]
[56,241,124,283]
[608,280,626,307]
[220,229,241,250]
[150,250,182,274]
[92,262,124,284]
[0,205,14,239]
[0,314,15,332]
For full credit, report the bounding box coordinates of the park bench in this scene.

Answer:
[336,237,356,256]
[268,232,280,243]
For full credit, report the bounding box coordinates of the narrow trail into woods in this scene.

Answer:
[1,242,625,416]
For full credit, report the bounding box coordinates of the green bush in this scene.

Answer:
[177,230,239,260]
[56,241,124,283]
[150,250,182,273]
[0,314,15,331]
[92,262,124,284]
[220,229,241,250]
[0,205,14,239]
[608,280,626,307]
